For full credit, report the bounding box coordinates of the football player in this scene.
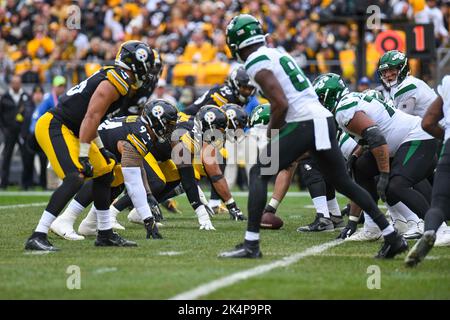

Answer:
[219,14,406,259]
[50,99,178,240]
[183,66,255,214]
[25,41,160,251]
[314,73,437,240]
[378,50,437,118]
[406,75,450,266]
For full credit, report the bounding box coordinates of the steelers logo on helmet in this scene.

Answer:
[204,111,216,124]
[135,48,148,63]
[152,104,164,118]
[226,109,237,120]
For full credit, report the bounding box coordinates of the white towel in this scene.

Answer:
[313,118,331,150]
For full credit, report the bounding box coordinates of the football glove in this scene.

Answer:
[78,156,93,178]
[144,216,163,239]
[226,202,246,221]
[377,172,390,202]
[196,205,216,230]
[99,147,117,165]
[337,220,358,239]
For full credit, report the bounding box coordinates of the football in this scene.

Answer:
[260,212,284,230]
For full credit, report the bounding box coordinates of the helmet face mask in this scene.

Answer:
[197,105,229,148]
[377,50,409,88]
[228,67,255,104]
[226,14,266,63]
[141,99,178,143]
[115,41,160,90]
[313,73,348,112]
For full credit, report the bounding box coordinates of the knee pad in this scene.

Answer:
[299,161,323,188]
[63,172,85,191]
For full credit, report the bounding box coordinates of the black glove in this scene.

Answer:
[78,156,94,177]
[340,203,351,217]
[226,201,246,221]
[337,220,358,239]
[144,216,163,239]
[346,154,358,177]
[377,172,390,202]
[100,148,117,165]
[147,194,164,222]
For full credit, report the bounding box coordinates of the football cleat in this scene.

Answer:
[127,208,144,225]
[50,217,85,241]
[435,223,450,247]
[78,218,97,236]
[375,233,408,259]
[297,213,334,232]
[212,203,229,215]
[162,199,182,214]
[25,233,59,251]
[94,231,137,247]
[345,228,382,242]
[218,243,262,259]
[330,214,345,229]
[405,230,436,267]
[403,220,423,239]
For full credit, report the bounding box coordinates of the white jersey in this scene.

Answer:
[335,92,433,156]
[390,75,437,118]
[244,46,332,122]
[437,75,450,142]
[338,132,358,160]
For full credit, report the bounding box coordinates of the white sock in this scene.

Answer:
[198,186,208,205]
[363,212,380,231]
[245,231,260,241]
[84,206,97,223]
[327,198,341,216]
[209,199,221,208]
[96,207,112,231]
[312,196,329,218]
[381,224,395,236]
[387,203,407,223]
[35,211,57,234]
[268,198,280,210]
[110,205,120,219]
[393,202,420,223]
[60,199,85,223]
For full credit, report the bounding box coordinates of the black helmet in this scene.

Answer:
[227,66,255,104]
[115,41,160,89]
[141,99,178,143]
[222,103,248,129]
[196,105,229,133]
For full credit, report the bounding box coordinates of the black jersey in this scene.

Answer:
[183,84,241,116]
[98,116,171,162]
[51,66,133,136]
[174,112,202,155]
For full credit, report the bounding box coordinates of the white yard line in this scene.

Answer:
[0,202,47,210]
[169,239,344,300]
[0,191,53,196]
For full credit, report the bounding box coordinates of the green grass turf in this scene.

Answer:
[0,192,449,299]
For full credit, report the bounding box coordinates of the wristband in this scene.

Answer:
[349,215,359,222]
[225,197,235,205]
[79,142,91,157]
[93,136,104,149]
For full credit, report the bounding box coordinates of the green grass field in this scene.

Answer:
[1,192,449,299]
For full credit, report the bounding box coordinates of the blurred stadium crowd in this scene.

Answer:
[0,0,449,189]
[0,0,449,89]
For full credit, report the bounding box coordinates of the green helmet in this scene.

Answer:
[312,73,349,112]
[377,50,409,88]
[226,14,266,61]
[363,89,385,101]
[249,103,270,127]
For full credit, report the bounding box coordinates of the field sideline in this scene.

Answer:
[0,192,449,299]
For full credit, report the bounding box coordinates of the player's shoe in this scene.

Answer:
[405,230,436,267]
[330,214,345,229]
[403,220,423,239]
[127,208,144,225]
[218,243,262,259]
[212,203,229,215]
[435,223,450,247]
[94,231,137,247]
[375,232,408,259]
[110,206,125,230]
[78,218,97,236]
[162,199,182,214]
[25,233,59,251]
[297,213,334,232]
[345,228,382,242]
[50,217,85,241]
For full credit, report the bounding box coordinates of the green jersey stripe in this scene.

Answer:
[394,83,417,99]
[335,101,358,114]
[245,55,270,71]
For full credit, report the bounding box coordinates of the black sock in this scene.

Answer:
[31,231,47,238]
[98,229,113,237]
